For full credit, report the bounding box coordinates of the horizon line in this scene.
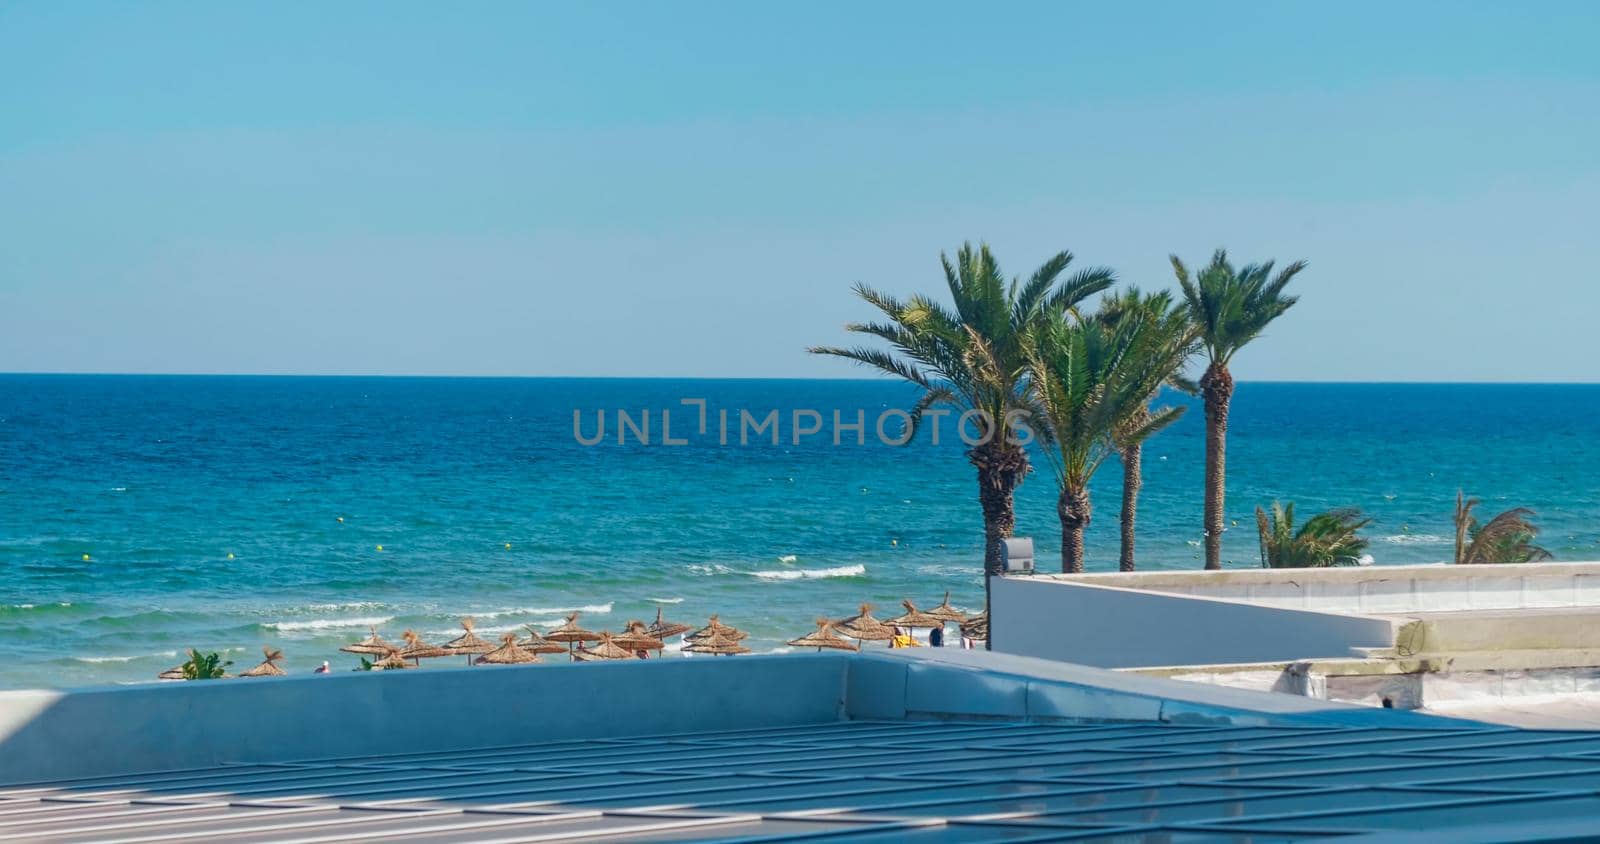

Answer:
[3,371,1600,387]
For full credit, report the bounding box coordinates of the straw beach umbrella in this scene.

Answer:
[545,612,603,659]
[340,627,398,657]
[646,607,691,639]
[687,615,748,644]
[835,603,894,644]
[441,617,495,666]
[887,600,944,629]
[961,611,989,642]
[611,621,665,658]
[926,591,969,624]
[519,626,570,656]
[684,632,751,656]
[238,646,286,678]
[476,634,541,666]
[158,665,186,680]
[397,630,450,666]
[787,619,860,653]
[372,650,413,670]
[573,632,636,661]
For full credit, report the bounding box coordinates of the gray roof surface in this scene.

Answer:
[7,718,1600,842]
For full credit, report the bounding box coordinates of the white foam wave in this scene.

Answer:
[475,603,612,619]
[1382,534,1447,545]
[777,554,798,563]
[264,615,393,632]
[646,597,684,604]
[297,601,387,613]
[749,564,866,581]
[76,650,178,664]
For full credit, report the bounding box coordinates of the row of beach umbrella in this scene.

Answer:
[159,595,986,679]
[786,592,985,652]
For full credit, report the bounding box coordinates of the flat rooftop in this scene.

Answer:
[12,718,1600,841]
[5,650,1600,841]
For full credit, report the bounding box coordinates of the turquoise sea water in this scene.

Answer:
[3,375,1600,689]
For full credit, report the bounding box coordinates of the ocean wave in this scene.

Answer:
[75,650,178,664]
[777,554,798,563]
[2,601,73,613]
[1382,534,1447,545]
[687,564,734,576]
[296,601,388,613]
[263,615,393,632]
[749,564,866,581]
[475,603,612,619]
[646,597,684,604]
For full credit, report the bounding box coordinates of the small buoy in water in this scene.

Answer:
[227,553,235,560]
[504,543,512,550]
[375,544,384,552]
[337,517,344,523]
[81,553,90,561]
[891,539,899,547]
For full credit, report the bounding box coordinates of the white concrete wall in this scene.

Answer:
[0,650,1456,786]
[1032,562,1600,615]
[990,576,1398,669]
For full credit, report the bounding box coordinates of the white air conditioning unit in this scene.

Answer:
[1002,537,1034,574]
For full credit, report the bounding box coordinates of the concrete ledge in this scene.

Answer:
[0,655,849,785]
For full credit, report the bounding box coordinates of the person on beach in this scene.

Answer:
[929,625,944,647]
[314,661,330,674]
[889,626,919,649]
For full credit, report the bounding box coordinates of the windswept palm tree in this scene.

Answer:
[1028,301,1188,572]
[811,243,1112,614]
[1255,501,1371,568]
[1096,288,1197,571]
[1454,491,1552,564]
[1173,249,1306,569]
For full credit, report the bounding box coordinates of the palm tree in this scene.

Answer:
[811,243,1112,613]
[1097,288,1197,572]
[1027,300,1188,572]
[1255,501,1371,568]
[1454,491,1552,564]
[1173,249,1306,569]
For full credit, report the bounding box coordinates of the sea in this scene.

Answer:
[3,375,1599,690]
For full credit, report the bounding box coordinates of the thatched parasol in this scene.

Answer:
[687,615,748,643]
[887,600,944,629]
[926,591,969,624]
[476,633,541,666]
[646,606,691,639]
[961,611,989,641]
[573,632,636,661]
[397,629,450,665]
[684,633,751,656]
[238,646,286,678]
[340,626,398,657]
[545,613,603,660]
[519,626,571,655]
[611,620,665,657]
[787,618,860,652]
[441,617,495,665]
[834,603,894,643]
[371,650,414,670]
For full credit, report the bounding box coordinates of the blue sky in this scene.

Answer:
[2,3,1597,380]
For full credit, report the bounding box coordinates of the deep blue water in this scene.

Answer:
[3,375,1599,689]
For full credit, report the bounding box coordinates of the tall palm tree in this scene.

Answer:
[1097,288,1197,572]
[1027,301,1188,572]
[1172,249,1306,569]
[810,243,1113,613]
[1454,491,1552,564]
[1255,501,1371,568]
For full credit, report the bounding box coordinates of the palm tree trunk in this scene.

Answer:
[1058,483,1091,573]
[971,440,1028,648]
[1200,363,1234,570]
[1119,442,1141,572]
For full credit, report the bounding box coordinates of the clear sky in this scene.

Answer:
[2,2,1597,380]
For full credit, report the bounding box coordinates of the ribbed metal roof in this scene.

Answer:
[7,718,1600,841]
